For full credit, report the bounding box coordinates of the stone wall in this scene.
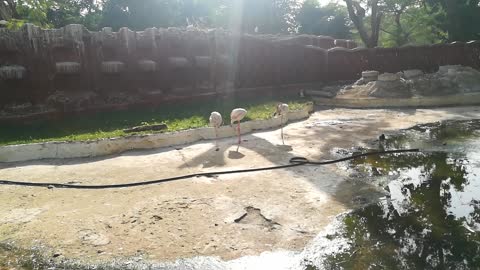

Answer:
[0,23,479,121]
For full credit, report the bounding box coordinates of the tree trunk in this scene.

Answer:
[394,12,409,46]
[344,0,381,48]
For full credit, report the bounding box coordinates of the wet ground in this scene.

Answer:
[321,120,480,269]
[2,107,480,269]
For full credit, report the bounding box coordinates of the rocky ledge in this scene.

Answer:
[336,65,480,99]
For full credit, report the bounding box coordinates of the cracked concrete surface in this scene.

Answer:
[1,106,480,264]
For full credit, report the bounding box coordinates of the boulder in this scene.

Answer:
[378,72,401,82]
[402,69,423,79]
[438,65,461,74]
[362,70,379,82]
[370,80,412,98]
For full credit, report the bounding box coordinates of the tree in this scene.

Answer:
[425,0,480,42]
[5,0,102,30]
[217,0,300,34]
[174,0,224,28]
[100,0,225,31]
[380,0,446,46]
[344,0,383,48]
[382,0,416,45]
[13,0,51,28]
[343,0,452,47]
[47,0,103,30]
[297,0,352,39]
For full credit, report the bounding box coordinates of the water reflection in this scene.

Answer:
[322,120,480,269]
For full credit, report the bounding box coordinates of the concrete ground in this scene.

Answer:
[1,106,480,264]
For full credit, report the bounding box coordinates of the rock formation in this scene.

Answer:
[337,65,480,99]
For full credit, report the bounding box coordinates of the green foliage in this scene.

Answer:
[9,0,300,33]
[16,0,53,28]
[297,1,352,39]
[425,0,480,42]
[12,0,103,30]
[99,0,300,32]
[5,18,25,30]
[343,0,453,47]
[100,0,180,30]
[5,0,480,44]
[47,0,103,30]
[379,1,447,46]
[236,0,300,34]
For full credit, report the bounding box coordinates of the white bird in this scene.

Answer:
[209,111,223,149]
[230,108,247,151]
[273,103,289,145]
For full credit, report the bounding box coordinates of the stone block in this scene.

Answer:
[168,57,190,68]
[362,70,379,82]
[378,73,401,82]
[137,60,156,72]
[195,56,211,69]
[0,65,26,80]
[55,62,81,74]
[403,69,423,79]
[102,27,113,34]
[101,61,125,74]
[439,65,461,73]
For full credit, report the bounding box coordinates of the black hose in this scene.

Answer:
[0,149,419,190]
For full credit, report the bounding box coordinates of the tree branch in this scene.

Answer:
[380,27,396,36]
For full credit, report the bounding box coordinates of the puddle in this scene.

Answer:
[305,116,375,128]
[317,120,480,269]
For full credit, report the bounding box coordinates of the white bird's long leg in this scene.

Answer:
[236,121,241,152]
[281,115,285,145]
[214,126,218,147]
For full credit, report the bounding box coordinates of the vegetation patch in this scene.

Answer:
[0,96,311,146]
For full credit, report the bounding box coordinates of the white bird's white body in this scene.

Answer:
[274,103,289,117]
[230,108,247,151]
[230,108,247,124]
[209,111,223,128]
[209,111,223,149]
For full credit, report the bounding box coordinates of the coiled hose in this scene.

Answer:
[0,149,419,190]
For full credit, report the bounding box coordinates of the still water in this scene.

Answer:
[319,120,480,269]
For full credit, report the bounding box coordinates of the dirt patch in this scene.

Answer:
[0,208,44,224]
